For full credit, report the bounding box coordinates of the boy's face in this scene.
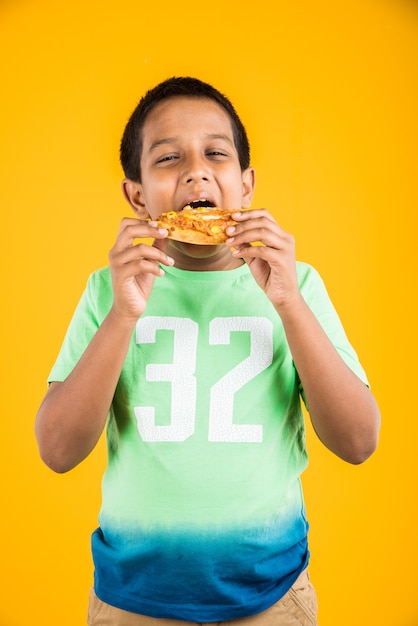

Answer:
[130,96,255,220]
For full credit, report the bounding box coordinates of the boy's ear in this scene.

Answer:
[241,167,256,208]
[121,178,150,219]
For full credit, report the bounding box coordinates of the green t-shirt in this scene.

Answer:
[49,262,367,620]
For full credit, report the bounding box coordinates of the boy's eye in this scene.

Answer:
[207,150,228,158]
[156,153,179,164]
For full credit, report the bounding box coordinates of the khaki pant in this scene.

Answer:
[87,568,318,626]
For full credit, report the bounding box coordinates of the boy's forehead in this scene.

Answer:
[142,96,234,143]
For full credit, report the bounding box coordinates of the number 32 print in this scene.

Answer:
[135,316,273,443]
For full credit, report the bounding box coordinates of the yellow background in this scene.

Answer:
[1,0,417,624]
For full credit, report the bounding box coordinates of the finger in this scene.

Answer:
[231,243,286,263]
[110,242,174,269]
[230,230,294,258]
[227,215,282,240]
[227,226,291,251]
[227,214,293,248]
[133,258,168,277]
[231,208,278,224]
[112,254,166,281]
[115,218,168,249]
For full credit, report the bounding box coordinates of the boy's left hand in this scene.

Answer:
[226,209,300,310]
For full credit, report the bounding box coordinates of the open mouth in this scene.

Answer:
[184,199,215,210]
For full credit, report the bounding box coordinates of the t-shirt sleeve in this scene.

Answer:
[296,263,369,405]
[48,271,105,383]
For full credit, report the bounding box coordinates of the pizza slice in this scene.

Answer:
[156,205,240,245]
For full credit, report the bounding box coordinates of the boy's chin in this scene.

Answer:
[169,240,224,259]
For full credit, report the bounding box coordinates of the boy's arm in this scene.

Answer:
[35,219,171,473]
[36,311,136,473]
[276,296,380,464]
[227,210,380,464]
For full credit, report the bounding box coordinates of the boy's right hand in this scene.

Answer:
[108,217,173,321]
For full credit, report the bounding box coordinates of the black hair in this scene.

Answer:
[120,76,250,182]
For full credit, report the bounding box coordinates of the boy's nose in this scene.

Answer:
[186,173,209,183]
[183,157,210,184]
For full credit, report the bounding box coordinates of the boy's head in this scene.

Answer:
[120,77,250,183]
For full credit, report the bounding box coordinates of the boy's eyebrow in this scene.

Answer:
[148,133,234,154]
[148,137,178,153]
[205,133,234,145]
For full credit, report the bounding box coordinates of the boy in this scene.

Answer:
[35,77,380,626]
